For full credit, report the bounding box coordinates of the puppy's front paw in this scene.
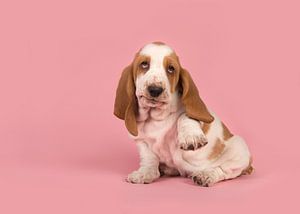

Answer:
[192,170,218,187]
[126,168,160,184]
[178,133,208,151]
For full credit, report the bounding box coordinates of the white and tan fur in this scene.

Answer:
[114,42,253,187]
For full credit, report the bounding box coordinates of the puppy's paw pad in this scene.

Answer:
[179,134,208,151]
[126,169,160,184]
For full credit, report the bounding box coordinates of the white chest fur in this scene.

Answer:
[133,108,183,167]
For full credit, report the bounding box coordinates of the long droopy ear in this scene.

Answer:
[179,68,214,123]
[113,64,138,136]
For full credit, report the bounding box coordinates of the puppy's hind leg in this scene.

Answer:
[192,136,253,187]
[192,161,249,187]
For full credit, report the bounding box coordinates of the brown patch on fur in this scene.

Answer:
[179,68,214,123]
[241,157,254,175]
[114,52,151,136]
[132,54,151,80]
[201,122,211,135]
[152,41,166,45]
[208,138,225,160]
[163,53,181,93]
[222,122,233,141]
[113,64,138,136]
[162,52,214,123]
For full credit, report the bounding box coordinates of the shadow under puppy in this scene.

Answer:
[114,42,253,187]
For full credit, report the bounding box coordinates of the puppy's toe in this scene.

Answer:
[192,171,217,187]
[179,134,208,151]
[126,169,160,184]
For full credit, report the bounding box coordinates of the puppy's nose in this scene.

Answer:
[147,85,163,97]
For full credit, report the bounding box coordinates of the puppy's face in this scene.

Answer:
[114,42,214,136]
[134,43,181,108]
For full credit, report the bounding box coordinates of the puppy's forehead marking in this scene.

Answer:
[140,43,174,58]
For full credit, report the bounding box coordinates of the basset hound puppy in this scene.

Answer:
[114,42,253,187]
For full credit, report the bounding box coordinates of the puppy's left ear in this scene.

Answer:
[113,64,138,136]
[179,68,214,123]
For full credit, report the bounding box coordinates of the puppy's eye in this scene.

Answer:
[140,61,149,70]
[167,65,175,73]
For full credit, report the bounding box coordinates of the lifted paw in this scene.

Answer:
[179,134,208,151]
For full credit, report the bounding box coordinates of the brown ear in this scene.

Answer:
[179,68,214,123]
[113,64,138,136]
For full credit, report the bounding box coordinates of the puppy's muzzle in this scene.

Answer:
[147,85,164,97]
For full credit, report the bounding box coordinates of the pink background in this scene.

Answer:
[0,0,300,213]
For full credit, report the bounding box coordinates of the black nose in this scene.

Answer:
[147,85,163,97]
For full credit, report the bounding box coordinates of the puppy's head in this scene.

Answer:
[114,42,214,136]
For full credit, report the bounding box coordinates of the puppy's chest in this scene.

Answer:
[137,114,179,165]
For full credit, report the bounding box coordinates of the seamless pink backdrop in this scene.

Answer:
[0,0,300,213]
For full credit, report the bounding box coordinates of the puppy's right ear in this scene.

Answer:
[113,64,138,136]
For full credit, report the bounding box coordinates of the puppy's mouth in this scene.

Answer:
[138,95,167,107]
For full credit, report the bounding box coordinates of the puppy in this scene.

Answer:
[114,42,253,187]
